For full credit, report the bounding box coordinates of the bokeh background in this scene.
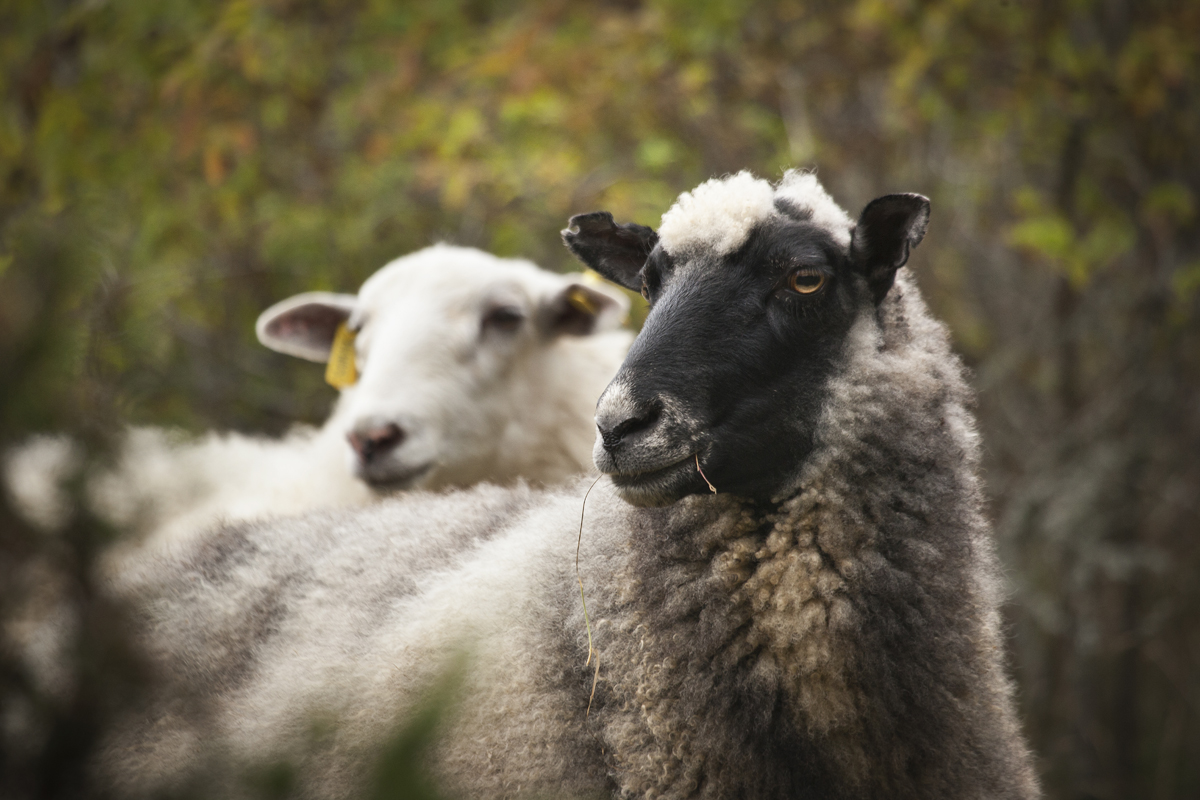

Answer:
[2,1,1197,798]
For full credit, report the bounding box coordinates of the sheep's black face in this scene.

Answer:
[580,220,859,505]
[564,186,929,506]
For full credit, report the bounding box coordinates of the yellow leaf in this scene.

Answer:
[204,146,226,186]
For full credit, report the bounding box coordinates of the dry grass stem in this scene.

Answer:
[576,473,603,716]
[696,453,717,493]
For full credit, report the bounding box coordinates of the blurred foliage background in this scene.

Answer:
[1,0,1197,797]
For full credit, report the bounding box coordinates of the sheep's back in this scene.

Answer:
[101,479,618,798]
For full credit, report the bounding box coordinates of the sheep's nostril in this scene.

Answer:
[369,423,404,452]
[598,404,661,452]
[347,423,405,464]
[599,428,622,452]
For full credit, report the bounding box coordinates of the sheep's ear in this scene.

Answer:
[537,279,629,337]
[561,212,657,291]
[850,193,930,304]
[256,291,358,362]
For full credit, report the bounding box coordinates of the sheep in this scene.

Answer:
[4,244,631,550]
[102,171,1040,799]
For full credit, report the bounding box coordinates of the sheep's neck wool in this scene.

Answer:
[656,170,855,258]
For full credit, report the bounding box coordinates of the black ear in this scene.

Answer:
[561,212,658,291]
[255,291,357,362]
[850,193,930,303]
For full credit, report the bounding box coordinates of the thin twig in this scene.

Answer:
[588,655,601,716]
[576,473,603,716]
[696,453,717,493]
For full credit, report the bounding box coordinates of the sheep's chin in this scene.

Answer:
[360,462,434,493]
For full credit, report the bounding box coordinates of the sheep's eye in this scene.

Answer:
[640,283,650,301]
[482,305,525,333]
[787,270,827,295]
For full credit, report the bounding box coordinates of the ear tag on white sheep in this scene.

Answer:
[581,271,630,324]
[325,323,358,390]
[567,287,598,316]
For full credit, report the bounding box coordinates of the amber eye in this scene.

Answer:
[640,283,650,300]
[787,270,826,295]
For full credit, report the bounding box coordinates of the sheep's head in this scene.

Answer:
[563,170,929,506]
[256,244,627,490]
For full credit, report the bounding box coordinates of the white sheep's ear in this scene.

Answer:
[255,291,358,362]
[850,193,931,304]
[561,212,657,291]
[537,279,629,337]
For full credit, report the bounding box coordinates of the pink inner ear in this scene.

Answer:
[268,304,349,350]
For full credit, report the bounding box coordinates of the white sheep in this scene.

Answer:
[5,244,631,551]
[104,172,1039,799]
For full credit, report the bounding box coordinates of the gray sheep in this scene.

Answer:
[103,170,1039,799]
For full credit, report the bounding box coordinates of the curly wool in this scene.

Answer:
[581,272,1034,798]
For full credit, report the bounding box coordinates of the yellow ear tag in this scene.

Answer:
[580,271,630,324]
[325,322,358,389]
[567,287,598,315]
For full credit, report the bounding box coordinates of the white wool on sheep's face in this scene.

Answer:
[656,169,855,258]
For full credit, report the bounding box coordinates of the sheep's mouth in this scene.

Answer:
[607,454,697,507]
[362,462,434,492]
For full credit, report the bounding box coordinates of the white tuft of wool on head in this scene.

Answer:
[656,169,855,258]
[657,171,776,257]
